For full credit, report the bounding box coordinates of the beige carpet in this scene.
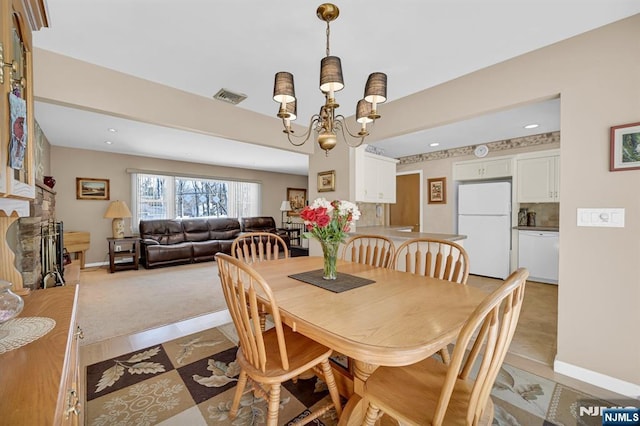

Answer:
[77,262,228,345]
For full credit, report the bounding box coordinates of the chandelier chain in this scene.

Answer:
[325,21,331,57]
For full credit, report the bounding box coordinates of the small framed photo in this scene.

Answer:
[76,177,110,200]
[317,170,336,192]
[610,121,640,171]
[287,187,307,216]
[427,177,446,204]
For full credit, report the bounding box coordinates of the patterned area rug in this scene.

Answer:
[85,327,623,426]
[86,327,340,425]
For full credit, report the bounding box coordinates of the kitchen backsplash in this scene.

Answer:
[356,202,385,227]
[518,203,559,227]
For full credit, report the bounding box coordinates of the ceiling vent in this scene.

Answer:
[213,88,247,105]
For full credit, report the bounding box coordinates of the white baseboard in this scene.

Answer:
[554,359,640,399]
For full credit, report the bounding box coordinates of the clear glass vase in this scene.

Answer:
[0,280,23,339]
[320,240,339,280]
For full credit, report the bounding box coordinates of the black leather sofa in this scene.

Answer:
[139,217,241,268]
[240,216,290,247]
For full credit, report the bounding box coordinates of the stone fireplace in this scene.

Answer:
[6,182,58,290]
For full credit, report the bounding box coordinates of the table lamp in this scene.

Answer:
[280,200,292,227]
[104,200,132,238]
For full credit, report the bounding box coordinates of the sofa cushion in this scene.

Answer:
[140,219,186,245]
[192,240,220,259]
[183,218,211,242]
[208,218,241,241]
[240,216,277,232]
[145,242,193,264]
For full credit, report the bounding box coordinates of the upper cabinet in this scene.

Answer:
[453,156,513,181]
[516,150,560,202]
[354,146,398,203]
[0,1,48,203]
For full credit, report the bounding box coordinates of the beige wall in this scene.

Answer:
[51,147,307,265]
[35,13,640,391]
[376,15,640,388]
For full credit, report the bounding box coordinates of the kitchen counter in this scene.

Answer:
[514,226,559,232]
[351,226,467,242]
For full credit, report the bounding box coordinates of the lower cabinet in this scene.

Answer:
[518,230,559,284]
[0,285,82,425]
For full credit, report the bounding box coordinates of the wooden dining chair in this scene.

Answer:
[394,237,470,364]
[361,268,528,426]
[341,234,395,268]
[393,237,469,284]
[231,232,289,332]
[215,253,342,426]
[231,231,289,264]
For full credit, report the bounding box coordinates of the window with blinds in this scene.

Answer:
[131,172,261,227]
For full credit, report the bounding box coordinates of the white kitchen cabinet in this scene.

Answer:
[517,152,560,202]
[354,146,398,203]
[453,157,512,181]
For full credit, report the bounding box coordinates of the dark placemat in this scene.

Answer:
[288,269,375,293]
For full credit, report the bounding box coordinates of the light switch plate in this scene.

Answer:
[577,208,625,227]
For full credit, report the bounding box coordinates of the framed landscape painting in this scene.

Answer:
[76,177,110,200]
[286,187,306,216]
[610,121,640,171]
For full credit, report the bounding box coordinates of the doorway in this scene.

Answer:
[389,171,422,231]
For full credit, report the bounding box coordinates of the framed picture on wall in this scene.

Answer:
[427,177,446,204]
[287,187,307,216]
[317,170,335,192]
[76,177,110,200]
[610,121,640,171]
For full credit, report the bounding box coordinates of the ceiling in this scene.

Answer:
[31,1,640,175]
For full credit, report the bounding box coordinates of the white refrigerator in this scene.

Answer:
[457,181,511,279]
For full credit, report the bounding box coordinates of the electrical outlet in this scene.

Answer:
[115,245,122,252]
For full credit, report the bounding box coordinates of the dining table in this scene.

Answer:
[249,256,488,425]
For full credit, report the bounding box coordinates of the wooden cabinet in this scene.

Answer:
[354,146,399,203]
[0,285,82,425]
[0,1,49,294]
[516,152,560,202]
[0,1,48,200]
[453,157,513,181]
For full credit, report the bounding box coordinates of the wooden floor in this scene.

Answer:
[80,275,625,418]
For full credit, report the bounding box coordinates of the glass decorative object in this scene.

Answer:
[0,280,24,339]
[320,240,339,280]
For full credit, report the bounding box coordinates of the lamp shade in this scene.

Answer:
[356,99,373,124]
[364,72,387,104]
[273,72,296,104]
[319,56,344,93]
[280,200,292,211]
[104,200,132,218]
[284,100,297,121]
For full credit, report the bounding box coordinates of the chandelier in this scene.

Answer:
[272,3,388,155]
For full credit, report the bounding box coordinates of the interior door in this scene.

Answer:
[390,173,420,231]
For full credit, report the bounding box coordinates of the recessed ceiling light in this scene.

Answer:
[429,142,440,147]
[104,140,113,145]
[524,123,539,129]
[108,128,117,133]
